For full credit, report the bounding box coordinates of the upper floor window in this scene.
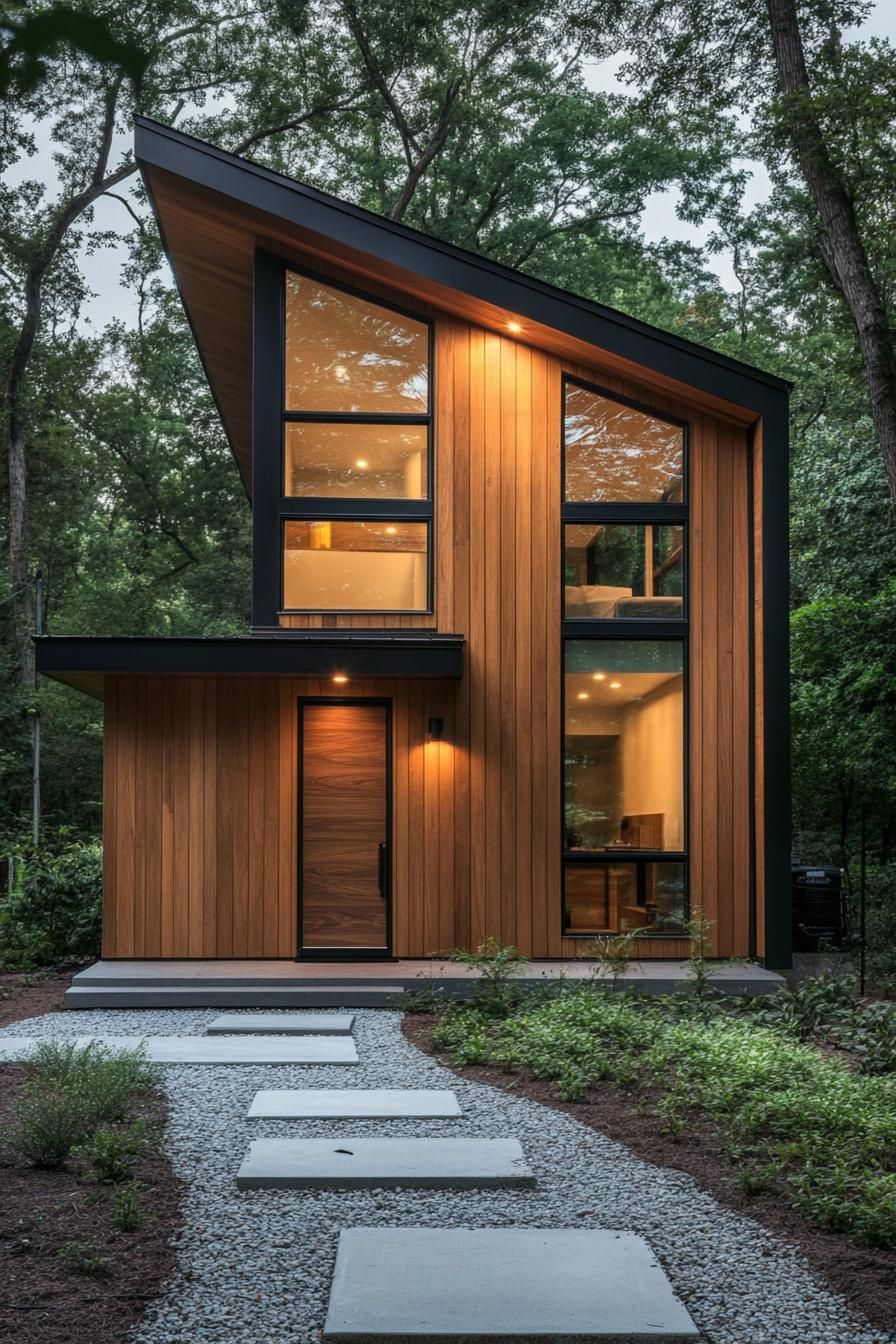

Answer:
[285,272,429,414]
[564,381,684,504]
[279,267,433,613]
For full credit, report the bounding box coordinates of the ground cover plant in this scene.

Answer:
[432,980,896,1249]
[0,1040,181,1344]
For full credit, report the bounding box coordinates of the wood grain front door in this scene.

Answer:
[299,701,390,955]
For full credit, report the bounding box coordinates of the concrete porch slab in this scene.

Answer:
[235,1137,533,1190]
[68,959,786,1003]
[323,1228,700,1341]
[247,1089,461,1118]
[206,1013,355,1035]
[0,1035,359,1065]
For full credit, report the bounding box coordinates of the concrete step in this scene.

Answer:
[235,1137,533,1190]
[206,1013,355,1036]
[0,1035,359,1066]
[64,986,402,1010]
[247,1089,461,1119]
[323,1228,700,1342]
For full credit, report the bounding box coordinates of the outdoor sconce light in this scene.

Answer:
[427,717,445,740]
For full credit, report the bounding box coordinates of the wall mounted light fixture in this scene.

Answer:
[427,716,444,740]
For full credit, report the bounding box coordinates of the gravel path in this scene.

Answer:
[4,1007,892,1344]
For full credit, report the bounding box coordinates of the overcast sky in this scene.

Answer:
[10,2,894,331]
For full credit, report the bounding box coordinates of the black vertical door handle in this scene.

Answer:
[378,842,387,897]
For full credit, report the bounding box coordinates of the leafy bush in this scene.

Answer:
[434,986,896,1246]
[58,1238,112,1278]
[113,1182,143,1231]
[82,1120,150,1184]
[0,840,102,969]
[7,1041,156,1168]
[449,937,528,1017]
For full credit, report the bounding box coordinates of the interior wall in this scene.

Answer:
[619,677,685,850]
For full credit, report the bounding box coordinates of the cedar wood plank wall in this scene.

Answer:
[102,274,755,959]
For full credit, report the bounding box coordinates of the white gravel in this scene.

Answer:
[3,1007,893,1344]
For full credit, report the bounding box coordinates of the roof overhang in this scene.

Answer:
[35,633,465,700]
[135,117,791,497]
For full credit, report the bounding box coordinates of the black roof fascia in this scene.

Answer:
[134,117,791,416]
[34,633,465,681]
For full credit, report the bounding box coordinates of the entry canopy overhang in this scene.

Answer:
[34,633,465,700]
[134,117,791,497]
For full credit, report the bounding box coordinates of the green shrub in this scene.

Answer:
[7,1077,95,1167]
[82,1120,150,1184]
[7,1041,156,1168]
[0,840,102,969]
[58,1239,112,1278]
[434,986,896,1247]
[113,1181,143,1231]
[450,937,528,1017]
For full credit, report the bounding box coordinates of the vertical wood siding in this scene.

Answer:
[103,309,757,959]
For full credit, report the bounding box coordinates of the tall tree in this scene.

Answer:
[622,0,896,512]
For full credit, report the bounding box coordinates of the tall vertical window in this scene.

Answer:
[280,269,433,613]
[562,377,688,937]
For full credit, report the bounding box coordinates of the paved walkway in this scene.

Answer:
[1,1008,890,1344]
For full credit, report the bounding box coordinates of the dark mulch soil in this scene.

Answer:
[0,966,83,1029]
[403,1014,896,1337]
[0,1068,183,1344]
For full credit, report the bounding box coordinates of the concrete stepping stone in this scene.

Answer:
[206,1013,355,1036]
[235,1137,532,1190]
[247,1089,461,1118]
[323,1228,700,1342]
[0,1035,358,1065]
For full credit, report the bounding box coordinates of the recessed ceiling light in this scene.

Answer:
[385,525,398,535]
[576,691,589,701]
[592,672,606,681]
[609,680,622,689]
[507,320,522,334]
[332,674,349,684]
[355,458,368,468]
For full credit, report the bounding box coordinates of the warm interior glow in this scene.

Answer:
[592,672,606,681]
[355,458,368,468]
[577,691,589,700]
[284,422,428,500]
[284,272,429,413]
[284,520,428,611]
[609,680,622,689]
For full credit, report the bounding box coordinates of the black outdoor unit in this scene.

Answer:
[791,866,844,951]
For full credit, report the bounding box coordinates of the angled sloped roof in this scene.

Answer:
[135,116,789,495]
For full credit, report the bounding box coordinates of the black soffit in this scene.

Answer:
[34,633,465,695]
[134,117,791,413]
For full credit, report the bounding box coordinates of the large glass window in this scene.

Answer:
[280,268,432,613]
[283,520,428,612]
[284,422,428,498]
[564,861,687,935]
[564,381,684,503]
[285,272,429,412]
[562,378,687,938]
[564,641,685,854]
[564,523,684,619]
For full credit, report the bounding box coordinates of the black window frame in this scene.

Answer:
[560,374,690,939]
[251,249,435,624]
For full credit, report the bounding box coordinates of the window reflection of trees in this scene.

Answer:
[564,385,683,503]
[285,273,429,413]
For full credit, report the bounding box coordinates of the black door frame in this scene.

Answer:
[296,697,394,961]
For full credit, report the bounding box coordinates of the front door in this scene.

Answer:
[299,701,391,957]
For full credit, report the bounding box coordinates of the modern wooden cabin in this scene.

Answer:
[37,119,791,968]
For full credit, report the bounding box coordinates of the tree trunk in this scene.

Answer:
[766,0,896,512]
[6,411,33,688]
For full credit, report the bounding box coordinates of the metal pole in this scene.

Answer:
[32,572,42,849]
[859,802,867,997]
